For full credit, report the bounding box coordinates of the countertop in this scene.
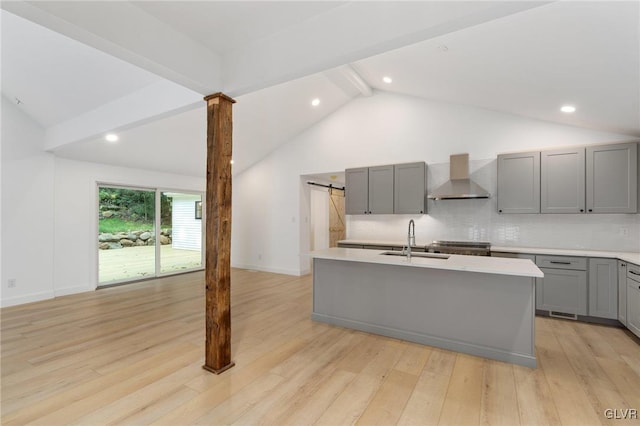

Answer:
[309,247,543,278]
[337,239,640,265]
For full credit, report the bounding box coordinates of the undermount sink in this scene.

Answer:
[380,251,450,260]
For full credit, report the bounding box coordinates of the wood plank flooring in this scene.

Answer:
[1,269,639,425]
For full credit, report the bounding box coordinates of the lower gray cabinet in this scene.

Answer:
[535,255,588,316]
[618,261,628,325]
[628,263,640,338]
[627,281,640,338]
[536,269,588,315]
[588,258,618,319]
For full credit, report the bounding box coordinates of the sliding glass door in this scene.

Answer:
[98,185,203,287]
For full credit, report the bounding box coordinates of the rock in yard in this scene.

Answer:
[139,232,152,241]
[160,235,170,245]
[120,239,135,247]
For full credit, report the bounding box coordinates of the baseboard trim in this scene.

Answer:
[231,263,304,276]
[312,312,537,369]
[1,290,55,308]
[55,285,93,297]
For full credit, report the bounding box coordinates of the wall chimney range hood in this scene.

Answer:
[428,153,490,200]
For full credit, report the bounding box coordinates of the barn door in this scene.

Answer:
[329,189,345,247]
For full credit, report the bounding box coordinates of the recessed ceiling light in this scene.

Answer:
[382,76,392,84]
[311,98,320,107]
[105,133,119,142]
[560,105,576,113]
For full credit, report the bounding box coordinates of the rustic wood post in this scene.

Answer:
[203,92,236,374]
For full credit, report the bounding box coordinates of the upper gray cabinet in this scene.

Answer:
[368,165,394,214]
[497,151,540,214]
[500,142,638,214]
[345,167,369,214]
[345,162,426,215]
[394,162,427,214]
[541,148,586,213]
[586,142,638,213]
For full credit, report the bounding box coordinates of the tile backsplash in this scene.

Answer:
[347,159,640,252]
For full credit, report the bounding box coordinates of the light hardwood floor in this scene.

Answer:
[1,269,639,425]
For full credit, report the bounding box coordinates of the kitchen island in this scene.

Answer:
[310,248,543,368]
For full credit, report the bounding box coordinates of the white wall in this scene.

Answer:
[171,193,203,251]
[54,158,205,297]
[232,91,638,276]
[1,96,56,306]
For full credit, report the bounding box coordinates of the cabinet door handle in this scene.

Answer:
[588,209,593,212]
[630,270,640,276]
[498,209,503,213]
[579,209,584,212]
[550,261,571,265]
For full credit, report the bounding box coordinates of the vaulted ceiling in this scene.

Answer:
[2,1,638,177]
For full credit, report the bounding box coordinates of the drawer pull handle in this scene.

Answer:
[630,270,640,276]
[550,261,572,265]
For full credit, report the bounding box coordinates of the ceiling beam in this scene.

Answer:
[324,65,373,98]
[45,80,201,151]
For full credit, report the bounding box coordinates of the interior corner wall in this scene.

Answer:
[1,97,55,307]
[53,158,205,296]
[231,91,637,276]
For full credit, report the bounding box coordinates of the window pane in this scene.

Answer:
[98,186,156,284]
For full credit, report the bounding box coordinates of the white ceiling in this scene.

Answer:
[132,1,347,55]
[353,1,640,137]
[1,1,638,179]
[1,11,163,127]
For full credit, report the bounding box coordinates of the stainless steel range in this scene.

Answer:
[426,241,491,256]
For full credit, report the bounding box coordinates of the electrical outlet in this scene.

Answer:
[619,227,629,237]
[258,254,262,261]
[8,278,16,288]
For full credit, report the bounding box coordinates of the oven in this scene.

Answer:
[426,241,491,256]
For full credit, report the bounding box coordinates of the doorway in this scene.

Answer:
[309,181,345,251]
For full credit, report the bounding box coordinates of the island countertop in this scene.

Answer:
[309,247,543,278]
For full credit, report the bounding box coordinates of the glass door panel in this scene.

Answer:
[98,186,156,285]
[160,192,203,274]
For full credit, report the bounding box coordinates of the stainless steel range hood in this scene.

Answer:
[428,153,490,200]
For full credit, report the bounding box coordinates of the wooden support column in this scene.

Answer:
[203,92,236,374]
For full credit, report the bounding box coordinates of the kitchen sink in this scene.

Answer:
[380,251,450,260]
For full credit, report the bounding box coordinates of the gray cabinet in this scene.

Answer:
[618,261,627,325]
[535,255,588,316]
[394,162,427,214]
[588,258,618,319]
[627,263,640,338]
[586,142,638,213]
[346,162,426,215]
[368,165,394,214]
[497,151,540,214]
[541,148,585,213]
[345,167,369,214]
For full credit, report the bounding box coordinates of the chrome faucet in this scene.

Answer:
[405,219,416,260]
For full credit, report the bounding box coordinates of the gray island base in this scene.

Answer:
[312,254,538,368]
